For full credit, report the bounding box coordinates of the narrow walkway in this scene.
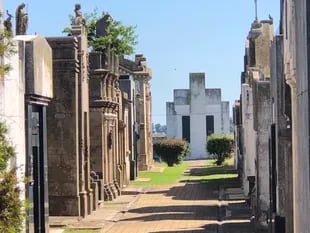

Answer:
[104,160,253,233]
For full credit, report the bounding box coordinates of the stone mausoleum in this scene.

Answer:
[166,73,230,159]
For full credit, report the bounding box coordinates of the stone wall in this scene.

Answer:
[241,84,256,196]
[270,34,293,233]
[237,19,274,230]
[47,25,91,217]
[252,80,272,228]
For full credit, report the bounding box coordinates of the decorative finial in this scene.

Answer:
[254,0,258,21]
[73,3,85,25]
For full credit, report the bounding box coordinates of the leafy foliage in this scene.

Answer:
[153,123,167,133]
[0,122,23,233]
[63,9,138,55]
[206,134,234,165]
[0,123,15,171]
[153,139,190,167]
[0,16,16,77]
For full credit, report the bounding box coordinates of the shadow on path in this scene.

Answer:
[117,160,254,233]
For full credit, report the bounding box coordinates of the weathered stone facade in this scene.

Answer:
[119,75,138,180]
[236,2,310,232]
[89,15,131,204]
[89,49,121,201]
[119,55,153,171]
[46,24,92,217]
[236,19,274,230]
[279,1,310,232]
[270,34,293,233]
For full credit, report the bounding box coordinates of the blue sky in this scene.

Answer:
[4,0,280,124]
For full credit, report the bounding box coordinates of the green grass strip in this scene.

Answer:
[130,162,188,186]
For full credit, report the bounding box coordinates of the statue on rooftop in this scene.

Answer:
[15,3,28,35]
[4,10,13,36]
[73,3,85,25]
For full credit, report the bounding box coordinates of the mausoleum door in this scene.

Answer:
[26,104,49,233]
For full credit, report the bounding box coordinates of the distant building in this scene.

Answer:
[166,73,230,159]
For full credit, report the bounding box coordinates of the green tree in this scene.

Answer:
[206,134,234,165]
[0,21,16,77]
[0,122,23,233]
[153,138,190,167]
[63,9,138,55]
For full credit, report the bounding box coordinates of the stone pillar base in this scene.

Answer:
[109,182,118,199]
[87,189,93,215]
[79,191,88,218]
[114,179,121,196]
[103,184,114,201]
[138,153,153,171]
[91,182,99,211]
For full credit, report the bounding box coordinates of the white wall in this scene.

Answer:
[206,104,222,134]
[0,40,26,199]
[291,1,310,232]
[166,73,230,160]
[241,84,256,195]
[166,102,177,138]
[221,101,230,133]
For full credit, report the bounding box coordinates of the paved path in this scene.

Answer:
[50,160,253,233]
[104,160,253,233]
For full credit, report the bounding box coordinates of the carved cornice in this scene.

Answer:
[25,94,52,106]
[90,99,119,110]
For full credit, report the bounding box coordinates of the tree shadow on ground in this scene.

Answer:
[127,204,218,220]
[143,190,168,195]
[121,161,252,232]
[166,182,218,200]
[179,177,239,185]
[187,166,236,177]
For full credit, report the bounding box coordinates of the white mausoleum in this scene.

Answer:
[166,73,230,159]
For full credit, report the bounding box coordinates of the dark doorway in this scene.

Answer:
[206,115,214,136]
[182,116,190,142]
[26,105,49,233]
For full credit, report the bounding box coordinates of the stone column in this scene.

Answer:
[146,83,153,167]
[103,117,113,200]
[113,116,121,195]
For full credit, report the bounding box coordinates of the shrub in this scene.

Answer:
[206,134,234,165]
[153,138,190,167]
[0,122,23,233]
